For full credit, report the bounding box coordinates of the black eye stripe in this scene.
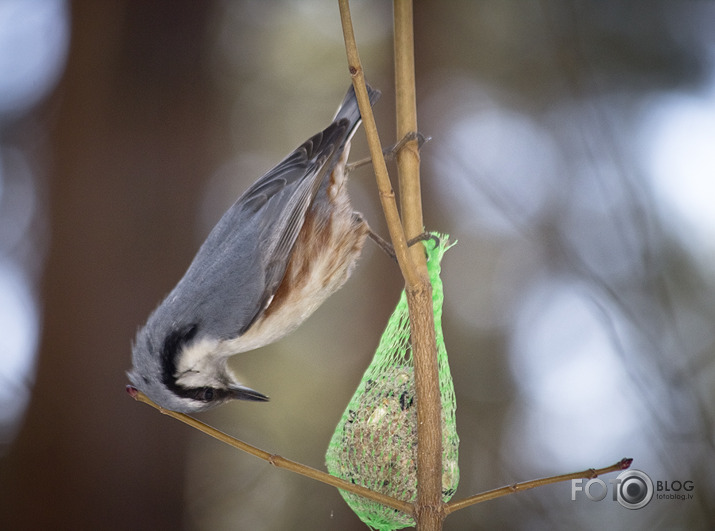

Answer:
[159,323,201,398]
[161,324,198,371]
[158,324,230,404]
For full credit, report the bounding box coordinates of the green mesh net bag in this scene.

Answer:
[325,234,459,530]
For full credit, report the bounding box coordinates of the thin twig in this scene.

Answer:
[394,0,426,267]
[444,458,634,514]
[337,0,420,289]
[126,387,414,516]
[393,3,442,530]
[129,384,631,522]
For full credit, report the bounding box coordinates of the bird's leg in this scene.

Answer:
[407,232,440,248]
[346,131,431,173]
[352,131,434,261]
[367,228,438,263]
[367,228,397,261]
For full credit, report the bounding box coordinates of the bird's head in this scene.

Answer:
[128,322,268,414]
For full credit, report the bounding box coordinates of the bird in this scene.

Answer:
[128,83,381,413]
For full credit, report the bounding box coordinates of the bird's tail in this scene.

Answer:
[333,83,381,134]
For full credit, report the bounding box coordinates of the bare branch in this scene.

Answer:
[445,458,634,514]
[126,387,414,516]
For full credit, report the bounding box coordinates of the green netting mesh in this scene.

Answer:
[325,234,459,530]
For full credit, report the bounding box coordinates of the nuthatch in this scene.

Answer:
[128,84,381,413]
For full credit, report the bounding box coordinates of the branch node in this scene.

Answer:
[379,188,396,200]
[413,502,445,524]
[620,457,634,470]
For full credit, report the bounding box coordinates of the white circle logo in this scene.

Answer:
[615,469,653,509]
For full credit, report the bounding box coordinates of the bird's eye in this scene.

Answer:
[201,388,214,401]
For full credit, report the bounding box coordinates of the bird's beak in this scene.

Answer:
[230,385,269,402]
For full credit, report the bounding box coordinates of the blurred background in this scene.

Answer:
[0,1,714,529]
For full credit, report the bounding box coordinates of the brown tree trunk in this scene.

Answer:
[0,2,218,528]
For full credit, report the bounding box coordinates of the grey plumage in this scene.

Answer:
[128,84,380,413]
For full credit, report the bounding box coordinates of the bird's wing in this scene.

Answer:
[234,122,350,333]
[164,84,380,340]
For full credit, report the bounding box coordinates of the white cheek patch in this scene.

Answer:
[175,337,224,387]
